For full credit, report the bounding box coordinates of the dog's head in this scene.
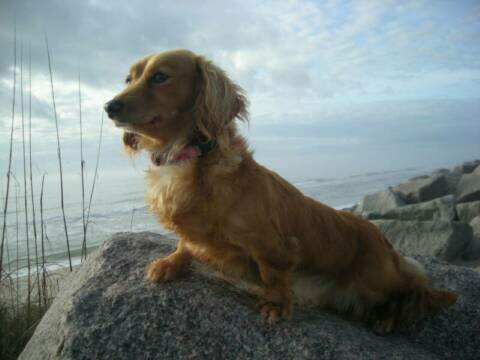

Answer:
[105,49,248,151]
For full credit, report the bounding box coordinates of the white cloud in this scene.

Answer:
[0,0,479,179]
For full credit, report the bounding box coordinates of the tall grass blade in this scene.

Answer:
[0,179,11,275]
[0,26,17,282]
[39,174,47,309]
[13,175,20,314]
[78,72,87,261]
[20,41,33,323]
[1,179,15,308]
[45,36,72,271]
[130,207,135,231]
[28,43,41,308]
[84,111,104,258]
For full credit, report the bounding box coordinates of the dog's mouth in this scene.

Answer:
[112,120,129,128]
[113,115,160,128]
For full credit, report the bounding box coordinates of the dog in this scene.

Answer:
[104,49,457,334]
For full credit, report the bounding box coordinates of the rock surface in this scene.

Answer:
[461,216,480,261]
[355,160,480,265]
[371,220,472,261]
[20,232,480,360]
[456,200,480,223]
[367,195,456,222]
[355,188,405,215]
[456,172,480,203]
[453,160,480,174]
[432,168,462,193]
[471,216,480,237]
[393,175,450,204]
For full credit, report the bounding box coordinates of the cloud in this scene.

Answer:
[0,0,479,179]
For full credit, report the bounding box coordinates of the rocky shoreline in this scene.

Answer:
[346,159,480,269]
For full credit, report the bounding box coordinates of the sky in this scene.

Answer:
[0,0,479,184]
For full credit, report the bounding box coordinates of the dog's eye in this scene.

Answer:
[125,75,132,84]
[149,72,170,84]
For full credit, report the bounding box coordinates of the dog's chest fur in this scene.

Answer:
[145,161,255,276]
[146,163,198,224]
[145,162,232,242]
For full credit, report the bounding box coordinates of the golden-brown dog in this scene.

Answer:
[105,49,456,334]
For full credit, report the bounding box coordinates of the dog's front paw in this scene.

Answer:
[258,300,292,324]
[145,257,184,283]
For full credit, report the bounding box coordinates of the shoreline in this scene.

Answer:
[1,264,79,308]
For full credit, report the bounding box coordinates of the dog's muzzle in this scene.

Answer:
[104,99,124,119]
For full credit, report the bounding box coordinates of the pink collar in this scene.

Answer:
[151,146,201,166]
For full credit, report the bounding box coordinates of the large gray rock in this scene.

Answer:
[371,220,472,261]
[367,195,456,222]
[461,216,480,261]
[475,165,480,176]
[393,175,450,204]
[408,174,430,181]
[453,160,480,175]
[356,188,405,215]
[432,168,462,193]
[471,216,480,237]
[456,200,480,223]
[20,232,480,360]
[432,168,451,176]
[456,172,480,203]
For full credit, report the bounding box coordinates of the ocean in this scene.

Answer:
[2,165,433,277]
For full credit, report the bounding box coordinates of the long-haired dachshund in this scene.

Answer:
[105,49,456,334]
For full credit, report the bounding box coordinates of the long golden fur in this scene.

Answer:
[105,49,456,334]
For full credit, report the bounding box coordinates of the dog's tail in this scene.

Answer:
[370,254,457,335]
[371,287,457,335]
[425,287,458,312]
[400,255,457,315]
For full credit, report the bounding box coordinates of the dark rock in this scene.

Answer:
[432,168,462,194]
[409,174,430,181]
[367,195,456,222]
[371,220,472,261]
[355,188,405,215]
[453,160,480,174]
[456,201,480,223]
[432,168,450,176]
[19,232,480,360]
[393,175,450,204]
[456,173,480,203]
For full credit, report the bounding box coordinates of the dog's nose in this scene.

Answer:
[104,99,124,118]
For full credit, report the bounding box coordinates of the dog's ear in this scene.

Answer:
[194,56,248,140]
[123,131,141,156]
